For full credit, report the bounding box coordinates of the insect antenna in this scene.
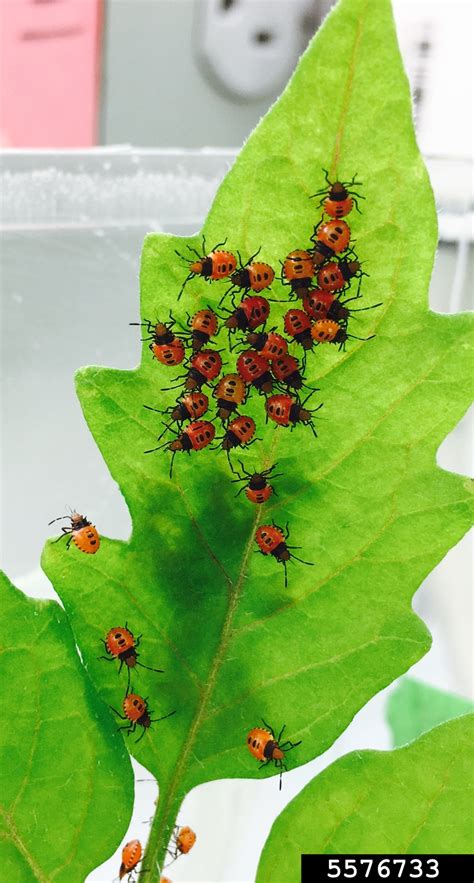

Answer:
[226,449,238,474]
[136,662,164,674]
[48,514,71,525]
[149,709,177,724]
[143,435,168,454]
[177,273,194,301]
[168,450,177,479]
[289,552,314,566]
[346,302,383,314]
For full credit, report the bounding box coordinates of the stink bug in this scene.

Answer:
[111,692,176,743]
[145,419,215,477]
[98,626,164,692]
[271,354,304,390]
[188,308,219,352]
[247,720,301,789]
[213,373,247,421]
[48,511,100,554]
[310,169,364,218]
[303,290,382,324]
[255,522,313,587]
[236,350,273,394]
[119,839,142,881]
[281,249,315,299]
[311,318,375,350]
[317,258,363,293]
[224,248,275,299]
[224,294,270,335]
[176,238,236,300]
[283,308,313,351]
[143,392,209,427]
[130,317,185,367]
[311,219,352,266]
[168,825,197,861]
[219,416,257,459]
[231,461,281,504]
[265,392,322,438]
[160,350,223,393]
[246,329,288,360]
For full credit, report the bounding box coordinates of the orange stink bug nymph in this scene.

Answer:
[144,419,216,478]
[176,237,237,300]
[213,373,247,421]
[98,626,164,692]
[48,510,100,554]
[119,839,143,881]
[247,720,302,789]
[231,461,282,504]
[111,691,176,743]
[255,522,313,587]
[167,825,197,862]
[188,308,219,352]
[130,316,186,367]
[143,391,209,427]
[310,169,365,218]
[222,247,274,302]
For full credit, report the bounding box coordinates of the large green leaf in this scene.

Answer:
[388,678,474,747]
[41,0,473,875]
[0,572,134,881]
[256,714,474,879]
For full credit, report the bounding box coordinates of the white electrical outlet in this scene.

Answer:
[197,0,312,101]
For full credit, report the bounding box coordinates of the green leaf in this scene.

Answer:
[388,677,474,747]
[256,715,474,879]
[0,572,134,882]
[41,0,473,874]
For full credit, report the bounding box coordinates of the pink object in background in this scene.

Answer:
[0,0,103,147]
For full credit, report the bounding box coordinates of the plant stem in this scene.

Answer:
[139,785,182,882]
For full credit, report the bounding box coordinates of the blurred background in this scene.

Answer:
[0,0,472,156]
[1,1,472,882]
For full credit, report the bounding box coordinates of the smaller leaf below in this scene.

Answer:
[0,572,134,883]
[257,715,474,883]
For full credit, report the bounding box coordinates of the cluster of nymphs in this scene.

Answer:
[136,171,378,587]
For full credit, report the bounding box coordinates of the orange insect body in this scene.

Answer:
[119,839,142,880]
[324,188,354,219]
[189,308,219,351]
[246,720,302,788]
[214,373,247,420]
[222,416,256,451]
[123,693,151,725]
[282,250,315,296]
[311,220,351,266]
[170,392,209,423]
[176,826,196,854]
[101,627,163,684]
[190,250,236,280]
[231,261,275,293]
[246,329,288,361]
[311,318,346,344]
[106,627,136,664]
[247,727,284,762]
[311,172,364,218]
[48,511,100,554]
[317,259,360,292]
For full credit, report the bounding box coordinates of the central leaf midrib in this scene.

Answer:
[151,505,261,859]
